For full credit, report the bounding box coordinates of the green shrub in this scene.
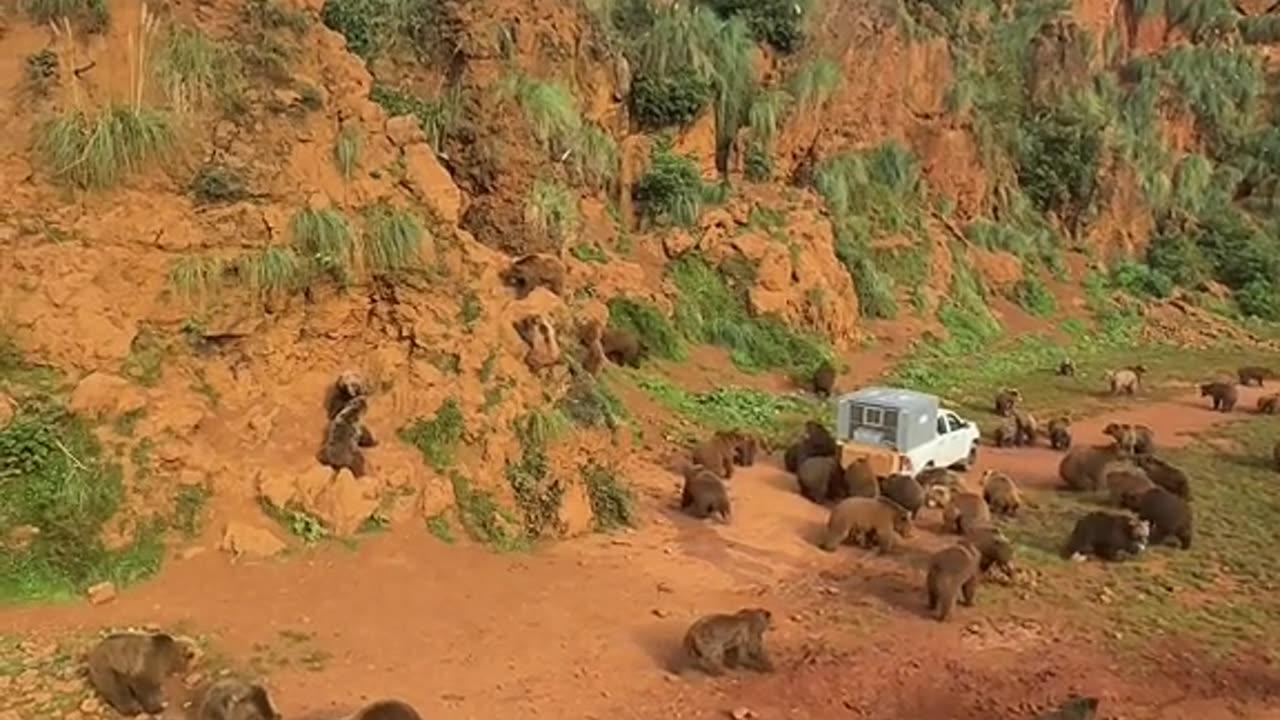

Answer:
[607,297,686,361]
[506,412,567,539]
[814,142,925,237]
[833,238,897,320]
[1145,227,1208,287]
[706,0,807,52]
[361,203,424,274]
[633,138,704,227]
[630,70,713,129]
[169,255,229,301]
[1010,275,1056,317]
[1159,45,1263,144]
[289,207,355,282]
[1234,280,1280,320]
[35,105,176,190]
[743,142,771,182]
[571,122,620,191]
[668,255,833,374]
[1239,15,1280,45]
[320,0,402,59]
[1016,105,1104,234]
[581,461,634,531]
[0,403,163,601]
[1110,260,1174,299]
[189,163,249,205]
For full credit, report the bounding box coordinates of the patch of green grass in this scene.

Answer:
[289,207,355,283]
[556,372,628,430]
[360,203,424,275]
[607,297,686,362]
[169,255,229,303]
[154,26,245,114]
[448,471,527,552]
[399,397,465,472]
[237,246,305,299]
[502,72,582,154]
[459,291,482,330]
[525,179,578,247]
[634,373,821,447]
[571,122,621,191]
[334,124,360,180]
[1000,418,1280,657]
[424,512,455,543]
[581,460,634,531]
[259,499,329,544]
[0,334,61,398]
[668,254,833,375]
[787,56,840,110]
[0,402,164,602]
[24,49,59,96]
[1010,274,1056,317]
[34,105,176,191]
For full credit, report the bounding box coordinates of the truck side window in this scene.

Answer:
[936,416,948,434]
[946,414,964,432]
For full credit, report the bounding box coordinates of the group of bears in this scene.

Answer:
[84,631,422,720]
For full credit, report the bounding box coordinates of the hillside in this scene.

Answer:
[2,0,1280,714]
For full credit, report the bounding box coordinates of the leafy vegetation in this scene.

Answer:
[788,57,840,111]
[369,83,465,152]
[288,207,356,284]
[0,402,162,602]
[1016,105,1104,236]
[635,374,820,447]
[189,163,249,205]
[706,0,807,53]
[506,411,568,539]
[581,461,634,531]
[632,138,705,227]
[399,397,465,472]
[668,255,833,375]
[24,50,60,97]
[449,471,527,552]
[630,70,714,129]
[606,297,685,362]
[23,0,109,32]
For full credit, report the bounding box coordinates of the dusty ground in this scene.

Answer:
[3,384,1280,720]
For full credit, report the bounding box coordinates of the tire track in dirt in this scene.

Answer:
[2,387,1277,719]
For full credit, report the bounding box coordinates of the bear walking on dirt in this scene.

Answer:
[1200,381,1238,412]
[680,465,731,523]
[86,632,194,716]
[925,541,984,622]
[818,496,913,552]
[191,677,280,720]
[682,608,774,676]
[1106,365,1146,395]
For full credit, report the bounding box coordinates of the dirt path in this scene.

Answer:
[3,387,1279,720]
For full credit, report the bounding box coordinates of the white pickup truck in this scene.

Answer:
[833,386,981,479]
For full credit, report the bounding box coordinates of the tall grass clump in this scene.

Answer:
[526,180,579,247]
[1015,104,1105,236]
[361,203,424,274]
[668,254,833,374]
[237,246,304,299]
[633,138,705,227]
[570,122,620,191]
[35,8,176,190]
[1159,45,1263,145]
[289,207,355,282]
[334,124,360,180]
[502,72,582,154]
[169,255,229,302]
[788,57,840,111]
[369,83,465,152]
[153,26,244,113]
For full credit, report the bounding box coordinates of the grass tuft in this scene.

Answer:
[23,0,109,32]
[169,255,229,302]
[154,26,245,114]
[333,124,360,180]
[360,203,424,274]
[581,460,634,531]
[788,56,840,110]
[607,297,686,362]
[35,106,176,190]
[288,207,355,282]
[237,246,305,299]
[399,397,465,472]
[525,180,579,247]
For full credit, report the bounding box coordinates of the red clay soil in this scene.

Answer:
[4,389,1280,720]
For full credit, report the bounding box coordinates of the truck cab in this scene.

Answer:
[833,386,980,479]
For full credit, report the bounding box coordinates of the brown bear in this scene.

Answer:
[818,496,912,552]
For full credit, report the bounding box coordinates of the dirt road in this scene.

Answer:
[3,387,1280,720]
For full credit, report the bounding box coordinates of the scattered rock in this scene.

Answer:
[729,707,755,720]
[178,546,206,561]
[651,608,669,618]
[67,372,146,418]
[79,697,101,714]
[401,143,465,225]
[385,115,425,147]
[312,469,380,536]
[86,581,116,606]
[662,229,698,258]
[218,521,287,559]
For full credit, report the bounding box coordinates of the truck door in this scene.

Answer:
[943,412,967,464]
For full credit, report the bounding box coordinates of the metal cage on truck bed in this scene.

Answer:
[834,386,940,453]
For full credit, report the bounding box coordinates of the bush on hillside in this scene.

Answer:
[630,70,713,130]
[1016,106,1104,235]
[705,0,806,52]
[632,139,704,227]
